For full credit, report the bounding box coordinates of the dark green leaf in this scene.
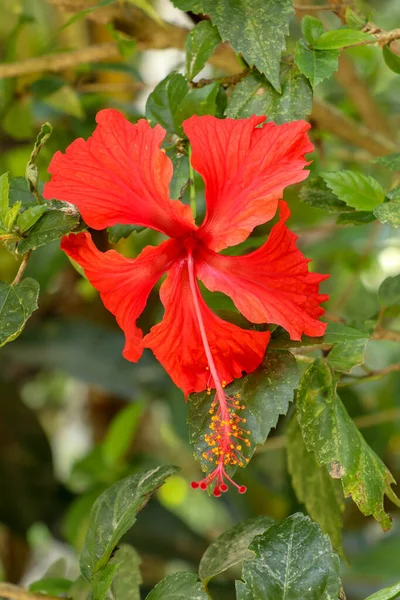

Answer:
[299,178,351,213]
[0,172,9,217]
[170,0,203,13]
[0,278,39,348]
[16,205,47,233]
[379,275,400,309]
[287,416,345,553]
[110,544,142,600]
[336,211,376,225]
[9,177,36,208]
[321,170,385,211]
[324,323,369,372]
[365,582,400,600]
[226,73,275,119]
[313,28,374,50]
[17,207,80,254]
[374,197,400,228]
[146,573,208,600]
[167,150,190,200]
[375,153,400,170]
[204,0,293,92]
[107,224,144,243]
[301,15,325,45]
[25,122,53,196]
[199,516,274,583]
[296,359,400,531]
[80,465,179,580]
[29,578,73,596]
[189,351,298,475]
[383,44,400,75]
[185,21,221,80]
[236,513,341,600]
[175,83,220,128]
[145,72,189,134]
[275,67,313,122]
[295,40,339,87]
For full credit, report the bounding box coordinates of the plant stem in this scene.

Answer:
[12,251,31,285]
[0,583,62,600]
[188,145,196,218]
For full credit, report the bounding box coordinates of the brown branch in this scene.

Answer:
[344,28,400,49]
[191,69,250,88]
[0,583,61,600]
[12,252,31,286]
[373,327,400,342]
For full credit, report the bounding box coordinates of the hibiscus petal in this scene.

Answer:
[61,232,182,361]
[44,109,195,237]
[196,201,329,340]
[143,259,270,396]
[183,115,314,252]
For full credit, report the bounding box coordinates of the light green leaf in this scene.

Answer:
[199,516,274,584]
[170,0,203,13]
[295,40,339,87]
[375,153,400,170]
[297,359,400,531]
[0,172,9,218]
[313,28,374,50]
[146,572,208,600]
[0,279,40,348]
[16,205,47,233]
[324,323,369,372]
[299,178,351,213]
[102,402,144,467]
[287,416,345,553]
[44,85,84,119]
[321,170,385,211]
[301,15,325,45]
[110,544,142,600]
[17,207,80,254]
[383,44,400,75]
[92,563,119,600]
[365,581,400,600]
[4,201,21,231]
[236,513,341,600]
[379,274,400,309]
[345,7,367,29]
[374,197,400,228]
[186,21,221,80]
[80,465,179,581]
[204,0,293,92]
[336,211,376,225]
[145,72,189,134]
[189,351,298,477]
[29,578,73,596]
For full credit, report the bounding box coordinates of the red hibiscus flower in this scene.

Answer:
[43,109,328,496]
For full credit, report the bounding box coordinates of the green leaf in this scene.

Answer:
[0,279,39,348]
[226,73,275,118]
[4,201,21,231]
[175,83,220,129]
[170,0,203,13]
[167,150,190,200]
[299,177,351,213]
[146,573,208,600]
[296,359,400,531]
[336,210,376,225]
[92,563,120,600]
[236,513,341,600]
[125,0,163,24]
[186,21,221,80]
[379,275,400,309]
[383,44,400,75]
[199,516,274,584]
[9,177,36,208]
[204,0,293,92]
[295,40,339,88]
[375,153,400,170]
[374,197,400,228]
[301,15,325,45]
[59,0,117,31]
[145,72,189,134]
[287,416,345,553]
[80,465,178,581]
[17,207,80,254]
[321,170,385,211]
[16,205,47,233]
[44,85,84,119]
[0,172,9,218]
[107,224,144,243]
[345,7,367,29]
[29,578,73,596]
[25,122,53,197]
[110,544,142,600]
[102,403,144,467]
[365,581,400,600]
[324,323,369,372]
[313,28,374,50]
[189,351,298,475]
[276,66,313,122]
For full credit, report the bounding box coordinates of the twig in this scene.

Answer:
[191,69,250,88]
[373,327,400,342]
[0,583,62,600]
[12,252,31,285]
[342,28,400,49]
[338,362,400,387]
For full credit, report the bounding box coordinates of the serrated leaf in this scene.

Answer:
[204,0,293,92]
[0,172,9,218]
[313,28,374,49]
[379,275,400,309]
[186,21,221,80]
[110,544,142,600]
[16,205,47,233]
[145,72,189,134]
[374,196,400,228]
[236,513,341,600]
[297,359,400,531]
[365,581,400,600]
[107,224,144,243]
[383,44,400,75]
[146,572,208,600]
[375,153,400,170]
[287,416,344,553]
[189,351,298,475]
[199,516,274,584]
[226,73,275,119]
[0,279,39,348]
[275,67,313,122]
[299,178,351,213]
[17,208,80,254]
[301,15,325,45]
[175,83,220,130]
[322,170,385,211]
[295,40,339,87]
[336,210,376,225]
[170,0,203,13]
[80,465,178,581]
[167,150,190,200]
[125,0,162,24]
[324,323,369,372]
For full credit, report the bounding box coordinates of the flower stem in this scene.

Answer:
[188,144,196,219]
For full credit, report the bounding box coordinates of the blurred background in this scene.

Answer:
[0,0,400,598]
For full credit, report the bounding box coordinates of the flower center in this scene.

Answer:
[187,250,248,497]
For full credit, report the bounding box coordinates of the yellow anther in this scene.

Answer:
[237,445,242,451]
